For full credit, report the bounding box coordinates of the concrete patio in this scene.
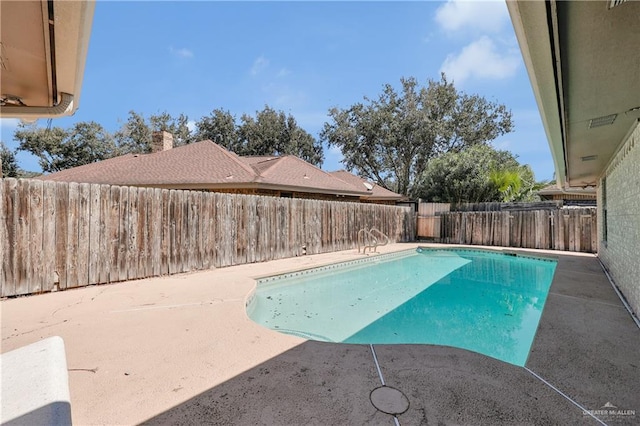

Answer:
[1,243,638,425]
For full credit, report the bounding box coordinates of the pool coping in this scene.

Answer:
[246,246,559,312]
[2,243,638,425]
[247,245,559,367]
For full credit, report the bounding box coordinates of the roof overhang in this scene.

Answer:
[507,0,640,187]
[0,0,95,119]
[126,182,369,198]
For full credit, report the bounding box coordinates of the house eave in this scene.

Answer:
[506,0,567,187]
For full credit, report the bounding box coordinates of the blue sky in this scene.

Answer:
[0,0,555,181]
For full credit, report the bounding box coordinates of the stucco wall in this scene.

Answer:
[598,119,640,316]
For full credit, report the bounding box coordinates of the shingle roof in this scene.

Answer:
[243,156,365,194]
[329,170,406,201]
[537,183,596,197]
[42,141,257,186]
[41,141,370,196]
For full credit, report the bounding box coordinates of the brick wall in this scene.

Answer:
[598,119,640,316]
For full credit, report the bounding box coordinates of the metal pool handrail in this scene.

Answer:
[357,227,389,254]
[370,227,389,247]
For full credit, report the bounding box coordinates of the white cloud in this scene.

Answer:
[440,36,520,84]
[274,90,307,108]
[250,55,269,76]
[169,46,193,58]
[277,68,291,78]
[186,120,196,132]
[260,82,308,110]
[435,0,509,34]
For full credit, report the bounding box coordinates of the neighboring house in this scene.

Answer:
[41,132,405,204]
[329,170,408,205]
[537,184,596,206]
[508,0,640,316]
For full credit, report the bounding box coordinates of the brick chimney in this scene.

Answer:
[151,131,173,153]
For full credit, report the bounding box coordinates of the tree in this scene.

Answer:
[491,165,549,202]
[115,110,195,154]
[238,106,323,166]
[114,111,152,154]
[195,105,324,166]
[195,108,241,152]
[149,112,195,146]
[414,144,522,203]
[1,142,20,177]
[320,74,513,195]
[15,122,117,173]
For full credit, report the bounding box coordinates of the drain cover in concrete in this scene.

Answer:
[370,386,409,415]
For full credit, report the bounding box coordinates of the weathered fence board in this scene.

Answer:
[450,200,564,212]
[16,179,30,295]
[42,181,57,293]
[160,189,170,276]
[109,186,120,282]
[28,180,44,294]
[439,208,597,253]
[1,179,17,297]
[98,185,110,284]
[89,184,101,286]
[118,185,129,282]
[77,183,91,288]
[55,183,69,289]
[417,202,450,238]
[0,178,416,297]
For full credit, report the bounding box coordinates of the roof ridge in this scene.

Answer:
[267,156,368,194]
[328,170,374,192]
[205,141,260,180]
[40,153,137,180]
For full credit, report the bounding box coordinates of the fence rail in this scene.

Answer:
[448,200,564,211]
[1,178,415,297]
[438,209,597,253]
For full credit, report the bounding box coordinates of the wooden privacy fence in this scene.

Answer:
[439,209,597,253]
[417,202,450,238]
[447,200,564,212]
[1,178,415,297]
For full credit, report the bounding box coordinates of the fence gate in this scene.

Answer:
[417,202,450,238]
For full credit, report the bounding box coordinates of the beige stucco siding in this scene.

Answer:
[598,120,640,316]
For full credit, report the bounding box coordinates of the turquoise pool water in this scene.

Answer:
[247,248,557,366]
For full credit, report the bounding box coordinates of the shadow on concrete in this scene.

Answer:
[142,253,639,426]
[2,402,72,426]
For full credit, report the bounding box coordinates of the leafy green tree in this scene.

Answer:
[414,144,521,203]
[489,168,523,202]
[195,108,241,152]
[195,105,324,166]
[320,74,513,195]
[149,112,195,146]
[115,110,195,154]
[1,141,20,177]
[114,111,152,154]
[15,122,116,173]
[238,106,323,166]
[492,165,549,202]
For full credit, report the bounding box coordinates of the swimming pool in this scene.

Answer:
[246,248,557,366]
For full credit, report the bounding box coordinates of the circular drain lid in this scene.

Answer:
[370,386,409,415]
